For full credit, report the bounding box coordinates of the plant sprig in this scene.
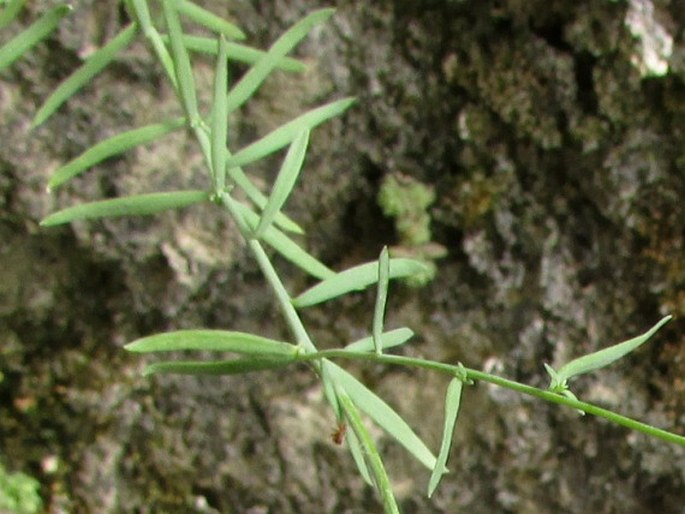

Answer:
[35,2,683,513]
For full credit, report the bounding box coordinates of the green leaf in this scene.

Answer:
[344,327,414,353]
[330,362,437,471]
[176,0,245,40]
[0,0,25,31]
[224,156,304,234]
[142,355,295,376]
[128,0,178,89]
[427,378,463,498]
[293,258,430,308]
[163,0,199,123]
[40,190,209,226]
[47,118,185,190]
[230,200,334,280]
[255,129,310,238]
[32,23,139,128]
[344,420,374,486]
[373,246,390,355]
[125,329,297,355]
[211,36,229,191]
[338,392,401,514]
[552,315,672,386]
[174,35,305,72]
[225,97,355,169]
[225,8,335,113]
[0,4,71,72]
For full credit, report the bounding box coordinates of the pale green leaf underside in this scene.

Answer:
[32,23,138,128]
[142,355,295,376]
[554,315,672,385]
[428,378,463,498]
[329,362,437,471]
[125,329,296,356]
[164,0,199,123]
[211,36,229,191]
[176,0,245,40]
[40,190,209,226]
[48,118,185,189]
[344,328,414,353]
[293,258,430,308]
[373,246,390,354]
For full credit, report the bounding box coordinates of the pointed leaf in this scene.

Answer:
[175,34,305,72]
[373,246,390,354]
[176,0,245,40]
[142,355,295,376]
[48,118,185,190]
[344,420,373,486]
[0,0,25,31]
[211,36,229,191]
[0,4,71,71]
[231,200,334,280]
[125,329,296,355]
[555,315,672,384]
[427,378,463,497]
[344,328,414,353]
[163,0,199,123]
[40,190,209,226]
[255,129,309,238]
[225,157,303,234]
[226,97,355,169]
[225,8,335,113]
[330,362,437,471]
[32,23,139,128]
[293,258,430,308]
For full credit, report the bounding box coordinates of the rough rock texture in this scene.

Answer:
[1,0,685,512]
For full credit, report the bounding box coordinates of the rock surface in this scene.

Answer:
[1,0,684,512]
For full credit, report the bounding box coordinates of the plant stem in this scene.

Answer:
[297,350,685,447]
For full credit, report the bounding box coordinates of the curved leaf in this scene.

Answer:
[372,246,390,354]
[40,190,209,226]
[428,378,463,498]
[344,327,414,353]
[293,258,430,308]
[48,118,185,190]
[211,36,229,191]
[32,23,139,128]
[176,0,245,40]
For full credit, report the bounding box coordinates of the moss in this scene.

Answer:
[378,173,446,286]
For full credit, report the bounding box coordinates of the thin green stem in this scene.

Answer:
[297,350,685,447]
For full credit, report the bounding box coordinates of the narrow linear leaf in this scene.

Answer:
[128,0,178,90]
[142,355,295,376]
[555,315,673,384]
[225,8,335,113]
[255,129,310,238]
[176,0,245,40]
[330,362,438,471]
[344,419,374,486]
[344,327,414,353]
[0,0,25,30]
[293,258,430,308]
[225,159,304,234]
[338,392,401,514]
[163,0,199,123]
[40,190,209,226]
[32,23,139,128]
[373,246,390,355]
[0,4,71,71]
[176,35,305,72]
[427,378,463,498]
[125,329,296,355]
[211,36,229,191]
[48,118,185,190]
[226,97,355,169]
[232,200,334,280]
